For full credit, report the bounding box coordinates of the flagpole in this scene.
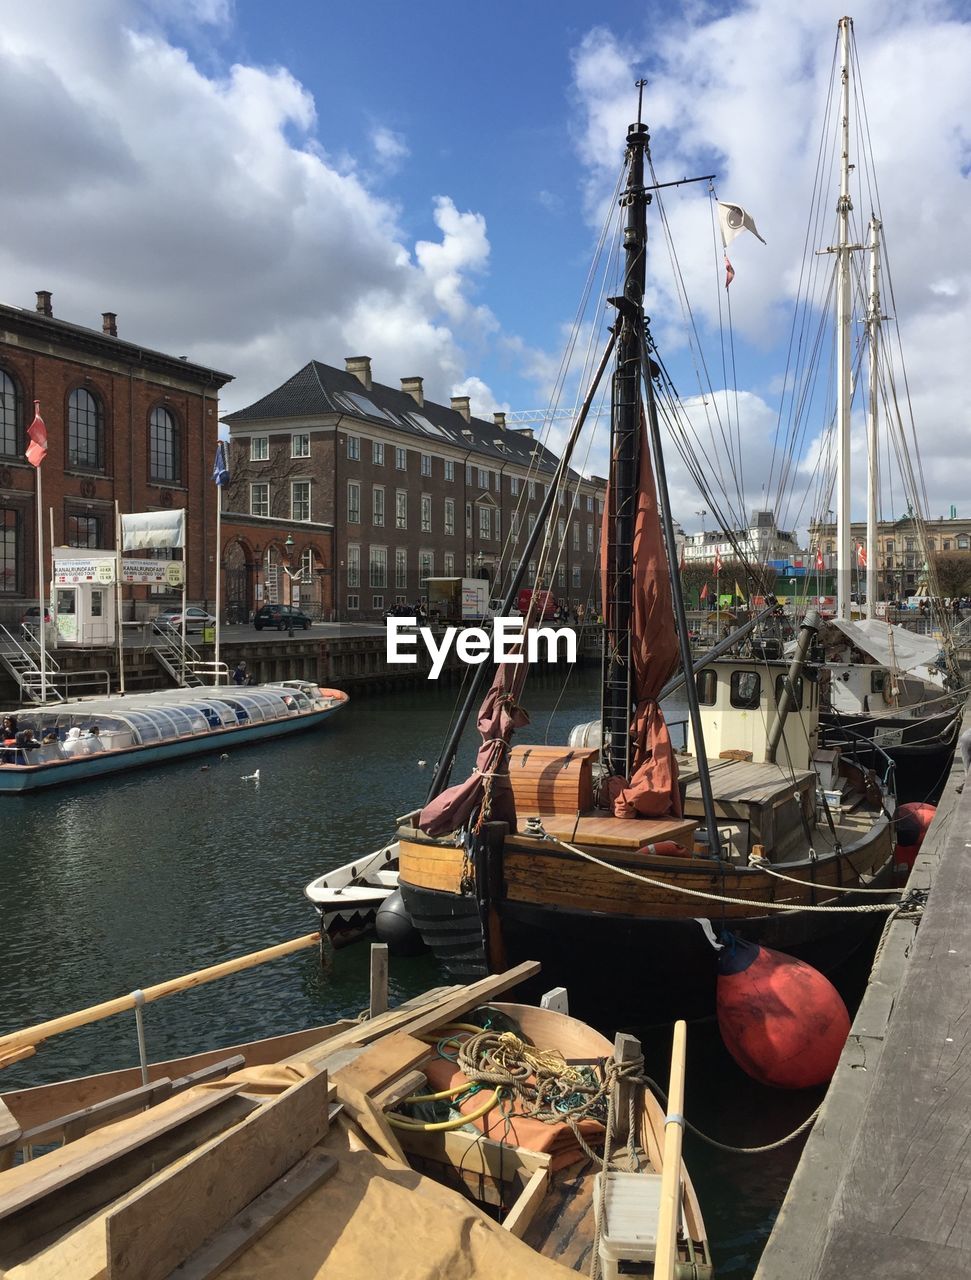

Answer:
[215,473,222,683]
[115,502,126,695]
[36,462,46,703]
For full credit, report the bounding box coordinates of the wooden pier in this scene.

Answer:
[756,705,971,1277]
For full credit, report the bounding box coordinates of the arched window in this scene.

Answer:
[0,369,20,456]
[150,406,181,484]
[959,535,970,551]
[68,387,104,469]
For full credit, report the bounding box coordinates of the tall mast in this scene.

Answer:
[835,15,854,621]
[601,117,648,779]
[866,214,881,618]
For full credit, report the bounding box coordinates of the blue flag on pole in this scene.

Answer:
[212,440,229,487]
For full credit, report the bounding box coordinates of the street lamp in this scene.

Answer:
[284,534,295,637]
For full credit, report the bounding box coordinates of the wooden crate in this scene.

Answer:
[508,745,598,816]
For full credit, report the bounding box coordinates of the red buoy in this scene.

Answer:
[717,937,850,1089]
[894,802,936,873]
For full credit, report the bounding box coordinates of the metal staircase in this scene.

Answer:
[151,623,205,688]
[0,625,65,703]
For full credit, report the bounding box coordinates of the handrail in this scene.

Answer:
[0,932,320,1062]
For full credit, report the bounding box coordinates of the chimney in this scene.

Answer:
[102,312,118,337]
[451,395,471,423]
[345,356,372,390]
[401,376,424,406]
[516,426,534,439]
[35,291,53,317]
[493,411,506,430]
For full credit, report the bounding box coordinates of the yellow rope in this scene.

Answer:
[386,1087,502,1131]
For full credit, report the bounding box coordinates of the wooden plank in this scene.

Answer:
[17,1078,175,1150]
[397,1124,552,1180]
[0,1047,35,1073]
[169,1055,245,1094]
[371,1069,426,1110]
[332,1033,430,1097]
[1,1098,21,1173]
[168,1150,338,1280]
[105,1067,330,1280]
[381,961,542,1043]
[369,943,389,1018]
[503,1165,550,1239]
[537,814,698,851]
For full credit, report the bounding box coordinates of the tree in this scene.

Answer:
[931,551,971,597]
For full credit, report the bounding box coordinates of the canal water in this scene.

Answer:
[0,666,837,1277]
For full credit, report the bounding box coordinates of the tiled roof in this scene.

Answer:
[223,360,591,481]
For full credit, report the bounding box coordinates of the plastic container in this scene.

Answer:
[593,1171,666,1280]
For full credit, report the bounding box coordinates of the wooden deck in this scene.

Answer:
[678,755,815,806]
[755,709,971,1278]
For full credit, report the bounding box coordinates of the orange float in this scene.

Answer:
[894,802,936,873]
[717,936,850,1089]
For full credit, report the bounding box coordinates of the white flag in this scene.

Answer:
[120,509,186,550]
[718,202,766,247]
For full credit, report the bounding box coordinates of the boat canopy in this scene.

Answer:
[830,619,942,674]
[17,685,314,746]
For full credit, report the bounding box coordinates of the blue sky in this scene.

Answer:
[1,0,969,534]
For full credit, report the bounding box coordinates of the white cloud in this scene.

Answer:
[370,125,410,171]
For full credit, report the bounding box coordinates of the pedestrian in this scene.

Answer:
[232,660,249,686]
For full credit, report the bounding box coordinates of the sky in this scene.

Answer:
[1,0,969,538]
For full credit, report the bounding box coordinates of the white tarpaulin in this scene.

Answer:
[831,618,942,673]
[120,509,185,550]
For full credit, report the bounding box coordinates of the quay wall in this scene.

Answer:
[755,703,971,1278]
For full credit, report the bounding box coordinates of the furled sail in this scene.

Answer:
[602,421,682,819]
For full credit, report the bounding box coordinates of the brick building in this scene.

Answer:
[222,356,606,620]
[0,291,233,623]
[809,513,971,599]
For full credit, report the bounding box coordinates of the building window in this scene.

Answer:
[347,544,360,587]
[444,551,454,575]
[373,594,384,611]
[66,513,102,548]
[959,536,970,551]
[444,498,455,536]
[347,481,361,524]
[0,507,20,593]
[558,518,566,541]
[373,440,385,465]
[478,467,489,490]
[445,459,454,482]
[573,522,580,550]
[68,388,104,470]
[395,446,407,470]
[369,546,387,589]
[465,502,473,538]
[419,550,434,584]
[885,539,895,553]
[511,511,519,540]
[347,594,359,610]
[149,406,181,484]
[250,483,269,518]
[395,547,407,589]
[395,490,407,530]
[421,494,432,533]
[346,435,360,460]
[292,480,311,522]
[927,538,936,552]
[587,495,593,512]
[372,485,385,526]
[587,524,594,552]
[0,370,20,456]
[558,564,566,588]
[528,513,536,537]
[905,537,916,551]
[465,555,473,577]
[596,497,604,515]
[730,670,761,709]
[250,436,268,461]
[510,475,520,497]
[300,548,314,581]
[495,509,501,542]
[479,506,491,539]
[559,490,565,507]
[494,471,500,492]
[572,565,581,588]
[466,464,473,484]
[944,540,952,551]
[421,453,432,477]
[291,432,310,459]
[528,559,536,580]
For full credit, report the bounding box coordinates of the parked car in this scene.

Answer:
[253,603,313,631]
[21,604,52,628]
[151,606,216,634]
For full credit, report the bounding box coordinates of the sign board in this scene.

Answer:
[53,556,185,586]
[54,557,115,586]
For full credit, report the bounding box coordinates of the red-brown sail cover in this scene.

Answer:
[601,422,682,819]
[418,661,530,837]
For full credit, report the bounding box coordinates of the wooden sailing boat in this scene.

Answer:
[383,101,897,1026]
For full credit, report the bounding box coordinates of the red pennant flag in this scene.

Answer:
[815,548,824,571]
[679,545,686,572]
[856,542,867,568]
[26,401,47,468]
[724,255,735,290]
[713,551,722,576]
[700,583,709,601]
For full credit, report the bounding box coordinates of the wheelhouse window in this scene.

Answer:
[730,670,761,709]
[0,369,19,456]
[149,406,181,484]
[0,507,20,593]
[774,673,803,711]
[68,388,104,470]
[696,669,717,705]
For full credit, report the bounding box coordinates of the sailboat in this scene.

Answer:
[309,92,898,1027]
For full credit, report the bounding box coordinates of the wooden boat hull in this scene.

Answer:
[398,815,894,1024]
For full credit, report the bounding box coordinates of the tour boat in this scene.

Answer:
[0,681,348,794]
[308,90,898,1026]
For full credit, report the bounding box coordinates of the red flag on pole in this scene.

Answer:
[724,255,735,290]
[815,548,824,571]
[856,542,867,568]
[713,550,722,576]
[679,545,686,572]
[700,582,709,601]
[26,401,47,468]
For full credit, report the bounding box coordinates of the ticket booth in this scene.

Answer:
[52,551,117,647]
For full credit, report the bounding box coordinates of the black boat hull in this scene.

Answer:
[820,708,959,804]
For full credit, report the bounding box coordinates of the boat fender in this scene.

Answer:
[637,840,690,858]
[716,935,849,1089]
[375,888,428,957]
[894,801,935,873]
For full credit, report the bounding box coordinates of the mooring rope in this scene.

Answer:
[747,853,904,894]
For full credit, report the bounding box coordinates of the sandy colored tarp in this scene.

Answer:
[830,618,942,673]
[218,1138,575,1280]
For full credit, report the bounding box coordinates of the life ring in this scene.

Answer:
[637,840,690,858]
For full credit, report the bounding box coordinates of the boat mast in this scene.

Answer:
[835,14,854,621]
[866,214,881,618]
[601,114,647,781]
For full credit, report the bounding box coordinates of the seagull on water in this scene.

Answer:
[241,768,260,782]
[417,760,427,768]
